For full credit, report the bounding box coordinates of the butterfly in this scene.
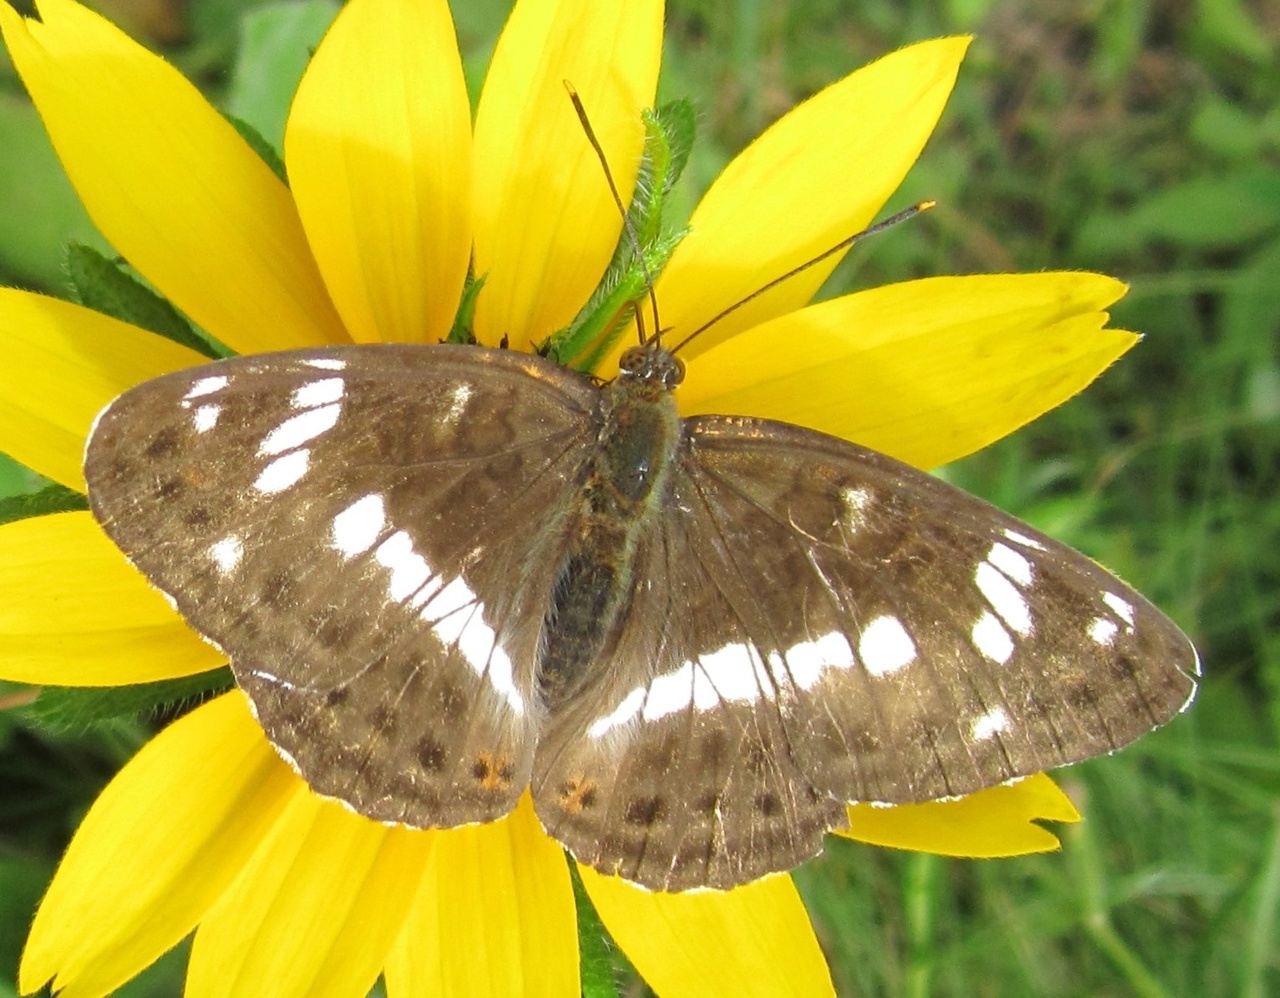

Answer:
[84,337,1199,891]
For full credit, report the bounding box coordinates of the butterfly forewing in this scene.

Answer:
[86,345,601,827]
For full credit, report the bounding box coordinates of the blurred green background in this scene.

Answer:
[1,0,1276,995]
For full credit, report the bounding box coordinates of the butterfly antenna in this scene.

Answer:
[565,82,662,345]
[668,200,936,356]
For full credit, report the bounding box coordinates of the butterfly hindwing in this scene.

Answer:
[532,503,846,891]
[86,344,601,827]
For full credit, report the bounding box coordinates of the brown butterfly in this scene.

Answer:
[85,337,1198,890]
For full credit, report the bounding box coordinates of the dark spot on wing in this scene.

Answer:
[624,795,665,826]
[315,614,360,652]
[145,426,182,458]
[183,505,214,529]
[754,792,783,817]
[155,477,184,501]
[324,686,349,707]
[260,569,296,608]
[415,735,447,772]
[369,704,398,733]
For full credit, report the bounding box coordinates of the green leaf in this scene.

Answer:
[0,454,44,505]
[19,669,235,734]
[223,0,341,152]
[225,113,289,186]
[0,482,88,527]
[1128,171,1280,250]
[0,93,106,290]
[64,243,223,359]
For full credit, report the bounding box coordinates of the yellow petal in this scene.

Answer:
[472,0,663,351]
[0,0,347,355]
[0,512,222,685]
[0,289,207,490]
[681,272,1135,468]
[385,793,577,996]
[839,773,1081,857]
[285,0,472,345]
[188,789,430,998]
[652,36,971,362]
[20,693,295,998]
[582,868,834,998]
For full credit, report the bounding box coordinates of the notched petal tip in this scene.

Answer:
[839,773,1081,858]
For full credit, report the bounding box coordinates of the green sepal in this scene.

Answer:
[224,112,289,186]
[544,101,697,372]
[18,668,235,735]
[446,272,487,345]
[643,98,696,230]
[569,859,628,998]
[64,243,226,360]
[0,482,88,527]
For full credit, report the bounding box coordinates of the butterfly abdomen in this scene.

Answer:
[537,373,682,708]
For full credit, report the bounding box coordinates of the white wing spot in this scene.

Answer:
[331,493,386,558]
[254,450,309,493]
[419,575,473,622]
[1103,591,1136,627]
[304,357,347,371]
[259,403,341,456]
[433,602,524,716]
[972,611,1015,664]
[446,382,474,423]
[1089,616,1119,647]
[641,642,781,722]
[840,485,874,531]
[858,615,917,677]
[1003,528,1046,551]
[192,404,220,433]
[971,707,1009,741]
[782,631,855,690]
[699,642,773,703]
[291,377,345,409]
[975,561,1033,636]
[208,535,243,573]
[375,530,431,602]
[184,375,228,400]
[588,686,646,738]
[643,662,695,721]
[987,542,1034,587]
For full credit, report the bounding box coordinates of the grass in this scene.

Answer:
[1,0,1277,994]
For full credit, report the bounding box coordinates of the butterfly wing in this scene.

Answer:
[86,344,601,827]
[683,417,1198,805]
[532,503,847,890]
[533,413,1198,890]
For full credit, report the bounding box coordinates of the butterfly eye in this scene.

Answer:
[617,344,685,387]
[618,345,647,375]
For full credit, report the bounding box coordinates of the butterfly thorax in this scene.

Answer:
[537,345,684,708]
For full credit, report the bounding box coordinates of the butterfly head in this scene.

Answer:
[617,342,685,391]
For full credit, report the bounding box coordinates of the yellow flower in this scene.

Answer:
[0,0,1124,992]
